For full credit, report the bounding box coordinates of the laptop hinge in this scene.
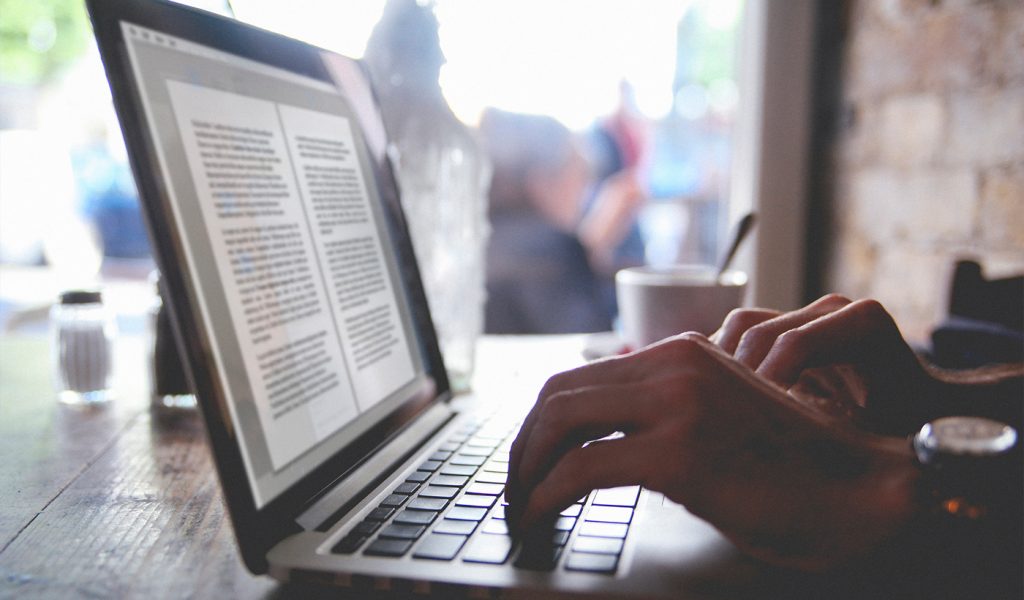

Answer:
[295,401,455,532]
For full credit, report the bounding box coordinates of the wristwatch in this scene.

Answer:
[912,416,1019,520]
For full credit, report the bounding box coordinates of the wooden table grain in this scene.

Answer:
[0,332,588,599]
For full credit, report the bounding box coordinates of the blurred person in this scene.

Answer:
[586,80,650,313]
[480,109,643,334]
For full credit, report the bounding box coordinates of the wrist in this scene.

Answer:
[810,435,922,567]
[853,419,1023,596]
[848,438,922,539]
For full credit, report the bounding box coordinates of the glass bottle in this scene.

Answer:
[51,290,115,405]
[149,273,196,413]
[364,0,492,392]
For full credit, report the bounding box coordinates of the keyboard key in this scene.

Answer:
[439,441,461,452]
[481,519,509,535]
[514,545,562,571]
[466,482,504,496]
[482,461,508,473]
[466,437,500,449]
[559,504,582,518]
[408,497,448,511]
[429,450,453,462]
[577,536,622,552]
[440,464,477,477]
[457,446,493,457]
[593,486,640,507]
[419,460,443,472]
[393,509,438,526]
[578,522,629,539]
[474,471,507,484]
[420,486,459,499]
[491,451,510,463]
[394,482,420,495]
[565,552,618,573]
[585,506,633,524]
[432,474,469,487]
[331,532,366,554]
[406,471,431,483]
[462,534,514,564]
[551,530,570,547]
[379,494,409,508]
[573,536,623,555]
[379,524,426,540]
[446,506,488,521]
[353,520,381,536]
[413,533,468,560]
[365,538,413,557]
[554,516,577,531]
[433,519,478,535]
[451,454,488,466]
[459,418,484,431]
[366,507,394,522]
[491,505,506,520]
[456,494,496,509]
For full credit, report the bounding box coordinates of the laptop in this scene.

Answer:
[87,0,746,596]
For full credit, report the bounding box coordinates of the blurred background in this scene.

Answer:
[1,0,1022,343]
[0,0,744,335]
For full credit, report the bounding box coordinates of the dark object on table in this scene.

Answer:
[930,260,1024,369]
[153,296,191,398]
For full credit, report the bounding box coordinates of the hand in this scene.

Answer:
[711,294,938,433]
[507,333,919,570]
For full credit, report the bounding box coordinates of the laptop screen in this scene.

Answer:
[120,21,438,508]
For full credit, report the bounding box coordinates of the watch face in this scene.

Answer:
[917,416,1018,459]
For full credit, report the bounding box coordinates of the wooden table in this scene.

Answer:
[0,332,587,599]
[6,328,1012,599]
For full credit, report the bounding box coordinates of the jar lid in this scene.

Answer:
[59,290,103,305]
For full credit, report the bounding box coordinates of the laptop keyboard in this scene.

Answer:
[330,413,639,575]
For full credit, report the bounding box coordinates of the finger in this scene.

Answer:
[509,340,700,501]
[509,334,738,515]
[734,294,852,370]
[516,382,661,494]
[756,299,916,388]
[513,433,663,533]
[508,376,659,508]
[711,308,780,353]
[509,357,638,502]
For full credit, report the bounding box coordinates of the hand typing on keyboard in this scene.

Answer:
[507,295,1023,571]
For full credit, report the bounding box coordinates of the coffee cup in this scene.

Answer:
[616,265,747,349]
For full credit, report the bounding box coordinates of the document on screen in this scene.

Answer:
[167,80,415,469]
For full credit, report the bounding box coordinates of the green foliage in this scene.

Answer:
[672,0,743,92]
[0,0,90,85]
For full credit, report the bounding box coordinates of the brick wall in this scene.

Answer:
[822,0,1024,342]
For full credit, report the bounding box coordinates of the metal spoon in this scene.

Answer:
[716,212,756,280]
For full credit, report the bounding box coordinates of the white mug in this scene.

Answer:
[616,265,747,349]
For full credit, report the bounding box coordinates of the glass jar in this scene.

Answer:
[51,290,116,405]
